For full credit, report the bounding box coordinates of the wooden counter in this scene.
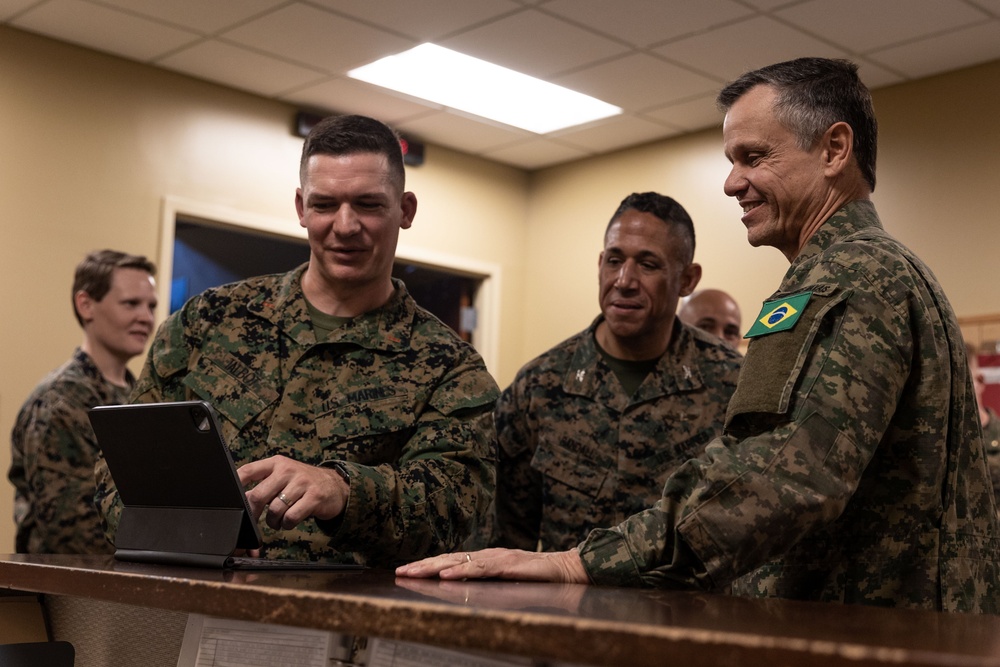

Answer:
[1,554,999,666]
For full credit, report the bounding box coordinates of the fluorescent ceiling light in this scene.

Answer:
[348,43,622,134]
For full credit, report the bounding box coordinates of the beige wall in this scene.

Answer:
[2,23,999,552]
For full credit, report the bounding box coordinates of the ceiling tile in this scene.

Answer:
[281,77,443,124]
[11,0,199,61]
[308,0,523,41]
[4,0,1000,170]
[776,0,990,54]
[549,115,681,153]
[395,109,534,154]
[221,3,414,73]
[482,137,592,170]
[90,0,287,34]
[0,0,38,21]
[555,53,720,110]
[439,8,629,78]
[737,0,805,9]
[157,40,327,98]
[868,21,1000,78]
[967,0,1000,14]
[654,15,849,81]
[641,94,723,133]
[542,0,754,47]
[853,59,906,89]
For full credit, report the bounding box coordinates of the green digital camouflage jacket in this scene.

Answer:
[9,349,129,554]
[578,200,1000,613]
[94,267,499,567]
[492,318,741,551]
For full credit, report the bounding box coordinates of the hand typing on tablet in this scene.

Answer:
[238,456,349,531]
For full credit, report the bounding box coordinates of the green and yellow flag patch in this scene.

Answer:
[744,291,812,338]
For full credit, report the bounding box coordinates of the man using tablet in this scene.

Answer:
[95,115,499,567]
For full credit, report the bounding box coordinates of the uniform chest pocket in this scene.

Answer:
[531,439,608,498]
[641,424,719,475]
[314,394,415,462]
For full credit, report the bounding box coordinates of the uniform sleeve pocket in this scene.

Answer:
[181,353,275,430]
[727,286,851,422]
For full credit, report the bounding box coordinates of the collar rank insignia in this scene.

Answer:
[744,291,812,338]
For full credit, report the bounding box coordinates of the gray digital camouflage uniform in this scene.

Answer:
[492,317,741,551]
[577,201,1000,613]
[94,266,499,567]
[9,349,130,554]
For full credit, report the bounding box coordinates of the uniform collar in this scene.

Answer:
[792,199,883,267]
[72,347,135,387]
[562,316,705,410]
[246,264,415,352]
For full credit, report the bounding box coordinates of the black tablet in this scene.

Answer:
[90,400,362,570]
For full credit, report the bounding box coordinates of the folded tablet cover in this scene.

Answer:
[89,401,262,567]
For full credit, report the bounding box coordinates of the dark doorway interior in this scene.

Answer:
[171,219,481,343]
[391,264,479,342]
[171,220,309,312]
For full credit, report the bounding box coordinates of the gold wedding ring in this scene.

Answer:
[278,492,292,506]
[465,553,472,564]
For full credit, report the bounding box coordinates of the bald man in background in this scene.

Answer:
[678,289,742,350]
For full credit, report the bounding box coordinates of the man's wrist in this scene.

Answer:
[328,460,351,483]
[559,548,590,584]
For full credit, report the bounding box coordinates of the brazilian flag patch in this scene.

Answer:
[744,291,812,338]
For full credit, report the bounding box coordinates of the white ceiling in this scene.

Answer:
[4,0,1000,170]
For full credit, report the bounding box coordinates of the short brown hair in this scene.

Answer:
[717,57,877,192]
[299,114,405,193]
[72,249,156,327]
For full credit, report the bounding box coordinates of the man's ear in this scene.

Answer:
[679,263,702,297]
[74,290,95,324]
[295,188,306,227]
[822,121,854,177]
[399,192,417,230]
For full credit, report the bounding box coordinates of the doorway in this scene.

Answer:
[159,197,497,371]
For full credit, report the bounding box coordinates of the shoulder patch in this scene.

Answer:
[744,292,813,338]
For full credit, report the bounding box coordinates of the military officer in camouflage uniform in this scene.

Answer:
[95,115,499,567]
[9,250,157,553]
[678,288,743,350]
[398,58,1000,614]
[491,192,741,552]
[968,345,1000,518]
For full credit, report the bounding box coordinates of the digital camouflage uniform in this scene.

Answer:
[9,349,130,554]
[94,266,499,568]
[577,201,1000,613]
[492,317,741,551]
[981,408,1000,521]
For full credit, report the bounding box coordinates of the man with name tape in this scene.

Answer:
[95,114,500,567]
[488,192,741,553]
[398,57,1000,613]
